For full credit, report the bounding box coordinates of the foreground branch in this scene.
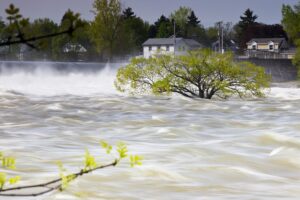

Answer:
[0,159,118,197]
[0,26,75,47]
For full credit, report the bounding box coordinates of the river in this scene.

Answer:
[0,62,300,200]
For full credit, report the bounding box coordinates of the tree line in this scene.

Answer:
[0,0,295,62]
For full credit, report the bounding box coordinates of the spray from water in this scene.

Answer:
[0,61,126,96]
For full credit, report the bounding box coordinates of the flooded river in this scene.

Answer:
[0,62,300,200]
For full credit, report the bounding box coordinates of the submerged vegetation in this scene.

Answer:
[115,49,270,99]
[0,141,142,197]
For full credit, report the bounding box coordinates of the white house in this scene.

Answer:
[142,38,202,58]
[63,42,87,53]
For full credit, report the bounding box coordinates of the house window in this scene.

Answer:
[178,46,186,51]
[252,45,256,50]
[149,46,152,51]
[269,44,274,50]
[166,46,169,51]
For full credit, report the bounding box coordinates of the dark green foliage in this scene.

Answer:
[2,1,290,62]
[235,8,258,49]
[122,7,136,19]
[27,18,59,59]
[239,9,258,28]
[282,1,300,75]
[52,9,87,60]
[187,11,200,27]
[115,7,150,55]
[153,15,173,38]
[5,4,22,24]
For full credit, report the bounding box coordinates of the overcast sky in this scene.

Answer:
[0,0,298,27]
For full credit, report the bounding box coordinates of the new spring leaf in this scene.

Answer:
[117,142,128,159]
[100,141,112,154]
[84,150,97,170]
[130,155,143,167]
[0,172,6,190]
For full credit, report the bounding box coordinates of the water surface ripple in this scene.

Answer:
[0,64,300,199]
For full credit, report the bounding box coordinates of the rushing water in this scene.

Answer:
[0,62,300,200]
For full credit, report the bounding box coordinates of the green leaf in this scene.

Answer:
[2,156,16,169]
[0,172,6,189]
[56,161,66,172]
[9,176,20,185]
[100,140,112,154]
[117,142,128,159]
[84,149,97,170]
[130,155,143,167]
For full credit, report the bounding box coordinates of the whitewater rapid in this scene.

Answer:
[0,62,120,96]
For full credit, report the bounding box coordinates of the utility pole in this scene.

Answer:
[173,19,176,56]
[217,21,224,54]
[221,23,224,54]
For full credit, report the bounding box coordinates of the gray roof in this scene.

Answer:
[182,39,202,48]
[143,37,201,47]
[247,38,286,44]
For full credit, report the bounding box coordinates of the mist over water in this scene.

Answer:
[0,61,120,96]
[1,61,300,199]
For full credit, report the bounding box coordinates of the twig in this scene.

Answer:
[0,159,118,197]
[0,25,75,47]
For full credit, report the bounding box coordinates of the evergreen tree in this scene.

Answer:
[153,15,173,38]
[187,11,200,27]
[240,8,258,27]
[122,7,136,19]
[235,8,258,50]
[5,4,22,24]
[119,7,149,55]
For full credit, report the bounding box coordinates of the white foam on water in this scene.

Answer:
[0,62,119,96]
[268,87,300,100]
[229,166,286,181]
[269,146,286,156]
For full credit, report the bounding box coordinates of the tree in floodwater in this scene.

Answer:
[282,1,300,75]
[115,49,270,99]
[90,0,122,61]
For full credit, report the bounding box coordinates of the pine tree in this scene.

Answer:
[5,4,22,24]
[239,9,257,28]
[187,11,200,27]
[122,7,136,19]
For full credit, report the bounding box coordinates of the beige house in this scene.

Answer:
[247,38,288,52]
[246,38,295,59]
